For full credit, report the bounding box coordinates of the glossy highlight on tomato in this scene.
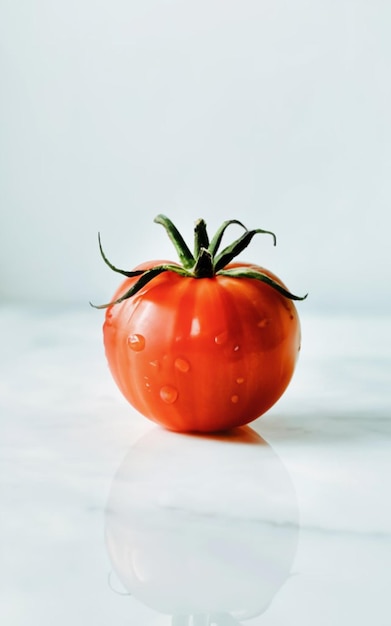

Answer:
[92,215,306,433]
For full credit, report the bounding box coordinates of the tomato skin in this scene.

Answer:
[103,261,301,433]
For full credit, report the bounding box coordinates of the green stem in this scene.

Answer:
[208,219,248,257]
[194,219,210,259]
[94,216,307,307]
[90,264,190,309]
[98,233,145,278]
[219,267,307,301]
[193,248,215,278]
[154,214,195,269]
[214,228,276,273]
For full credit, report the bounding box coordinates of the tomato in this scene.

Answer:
[93,215,306,433]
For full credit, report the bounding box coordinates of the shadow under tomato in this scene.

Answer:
[176,424,268,446]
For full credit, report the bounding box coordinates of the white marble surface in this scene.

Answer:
[1,305,391,625]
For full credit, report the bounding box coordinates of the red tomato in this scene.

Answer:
[94,216,306,433]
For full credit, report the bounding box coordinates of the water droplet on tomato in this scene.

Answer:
[233,345,240,352]
[150,360,159,369]
[174,357,190,373]
[236,377,245,384]
[257,318,269,328]
[160,385,178,404]
[231,394,239,404]
[214,331,228,345]
[128,334,145,351]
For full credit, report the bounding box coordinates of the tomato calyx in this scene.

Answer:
[90,215,307,309]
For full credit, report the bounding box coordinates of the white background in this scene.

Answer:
[1,0,390,313]
[1,6,391,624]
